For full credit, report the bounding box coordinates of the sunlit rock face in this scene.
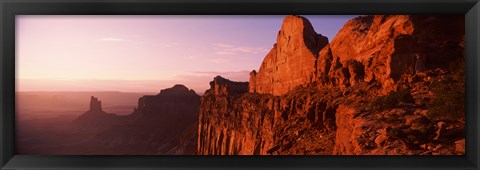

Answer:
[249,15,329,96]
[200,15,465,155]
[199,76,337,155]
[315,15,464,93]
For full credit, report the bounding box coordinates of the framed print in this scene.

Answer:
[1,0,479,169]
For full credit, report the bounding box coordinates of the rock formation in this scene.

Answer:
[205,76,249,96]
[199,15,465,155]
[72,96,126,127]
[249,15,329,96]
[89,96,103,112]
[249,15,464,96]
[133,84,199,118]
[72,85,200,155]
[199,78,337,155]
[314,15,464,94]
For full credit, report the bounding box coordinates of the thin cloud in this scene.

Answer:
[99,37,179,49]
[213,43,269,56]
[206,58,227,64]
[213,43,235,48]
[191,70,250,76]
[214,51,236,55]
[99,37,127,42]
[152,42,179,48]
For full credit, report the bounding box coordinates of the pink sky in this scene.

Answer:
[16,15,356,93]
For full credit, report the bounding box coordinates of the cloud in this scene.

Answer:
[99,37,127,42]
[99,37,179,49]
[214,51,236,55]
[205,58,231,64]
[213,43,235,48]
[152,42,179,48]
[191,70,250,76]
[213,43,269,56]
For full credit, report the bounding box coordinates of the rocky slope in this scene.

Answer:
[72,84,200,155]
[198,15,465,155]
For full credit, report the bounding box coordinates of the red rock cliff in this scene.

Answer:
[199,15,465,155]
[249,15,329,96]
[315,15,464,93]
[199,77,336,155]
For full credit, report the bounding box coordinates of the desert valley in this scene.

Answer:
[17,15,465,155]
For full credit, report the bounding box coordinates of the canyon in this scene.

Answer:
[198,15,465,155]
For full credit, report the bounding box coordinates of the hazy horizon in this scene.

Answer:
[17,15,357,93]
[16,89,200,95]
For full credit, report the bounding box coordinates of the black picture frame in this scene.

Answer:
[1,0,479,169]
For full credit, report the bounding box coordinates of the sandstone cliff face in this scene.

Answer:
[250,15,464,96]
[199,77,337,155]
[315,15,464,93]
[249,15,329,96]
[199,15,465,155]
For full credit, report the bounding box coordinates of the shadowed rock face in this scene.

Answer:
[72,96,126,127]
[199,15,465,155]
[134,84,199,118]
[89,96,103,113]
[249,15,329,96]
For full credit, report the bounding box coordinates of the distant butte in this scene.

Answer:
[72,84,201,155]
[88,96,104,113]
